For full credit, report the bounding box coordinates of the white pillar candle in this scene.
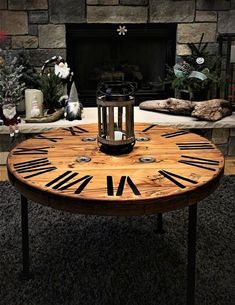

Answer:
[25,89,44,119]
[114,130,123,141]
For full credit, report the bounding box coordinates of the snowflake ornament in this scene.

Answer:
[117,25,127,36]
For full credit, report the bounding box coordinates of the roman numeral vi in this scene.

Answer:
[107,176,141,196]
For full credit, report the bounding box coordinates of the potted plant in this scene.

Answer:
[15,50,41,113]
[39,68,64,114]
[163,34,222,101]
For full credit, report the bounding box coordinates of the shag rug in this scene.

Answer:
[0,177,234,305]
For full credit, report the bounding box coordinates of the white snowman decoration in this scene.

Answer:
[30,95,41,118]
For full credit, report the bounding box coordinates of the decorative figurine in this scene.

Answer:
[54,60,71,80]
[64,82,82,121]
[42,56,72,80]
[42,55,73,93]
[0,56,25,138]
[1,102,21,137]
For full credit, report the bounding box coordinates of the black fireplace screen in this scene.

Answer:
[66,24,176,106]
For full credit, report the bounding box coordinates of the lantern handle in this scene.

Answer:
[97,81,136,99]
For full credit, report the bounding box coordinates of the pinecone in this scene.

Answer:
[179,62,192,75]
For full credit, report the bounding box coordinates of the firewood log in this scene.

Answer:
[191,99,232,121]
[139,98,193,115]
[139,98,232,121]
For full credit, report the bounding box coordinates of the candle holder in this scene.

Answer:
[97,81,136,155]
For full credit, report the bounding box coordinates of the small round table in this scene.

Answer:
[7,123,224,305]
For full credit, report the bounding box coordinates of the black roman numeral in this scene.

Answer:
[45,170,93,194]
[142,124,156,132]
[107,176,141,196]
[13,158,57,179]
[161,130,189,138]
[62,126,88,135]
[178,155,219,171]
[13,147,50,155]
[34,134,63,142]
[74,126,89,133]
[158,170,198,189]
[176,142,214,150]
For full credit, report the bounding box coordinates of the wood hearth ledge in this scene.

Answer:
[0,107,235,134]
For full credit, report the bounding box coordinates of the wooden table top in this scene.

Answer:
[7,123,224,216]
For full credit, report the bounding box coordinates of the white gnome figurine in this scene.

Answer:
[64,82,82,121]
[30,95,41,118]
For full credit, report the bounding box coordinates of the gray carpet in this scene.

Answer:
[0,177,234,305]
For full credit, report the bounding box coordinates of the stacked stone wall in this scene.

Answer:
[0,0,234,67]
[0,1,234,158]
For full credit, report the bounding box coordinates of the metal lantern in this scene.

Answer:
[97,81,136,155]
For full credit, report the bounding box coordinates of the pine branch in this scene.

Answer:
[198,33,205,53]
[0,58,26,105]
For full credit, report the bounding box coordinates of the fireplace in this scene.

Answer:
[66,24,176,107]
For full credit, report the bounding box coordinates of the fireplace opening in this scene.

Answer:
[66,24,176,107]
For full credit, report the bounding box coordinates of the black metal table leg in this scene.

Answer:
[154,213,165,234]
[19,195,33,280]
[187,203,197,305]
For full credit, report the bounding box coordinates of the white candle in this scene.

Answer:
[25,89,44,119]
[114,131,123,141]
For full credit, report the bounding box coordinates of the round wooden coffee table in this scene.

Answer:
[7,123,224,305]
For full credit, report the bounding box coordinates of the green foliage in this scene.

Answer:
[16,51,40,89]
[39,69,64,109]
[162,34,222,97]
[0,57,26,106]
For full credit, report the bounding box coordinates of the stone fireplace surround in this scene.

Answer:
[1,0,234,107]
[0,0,234,69]
[0,1,235,154]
